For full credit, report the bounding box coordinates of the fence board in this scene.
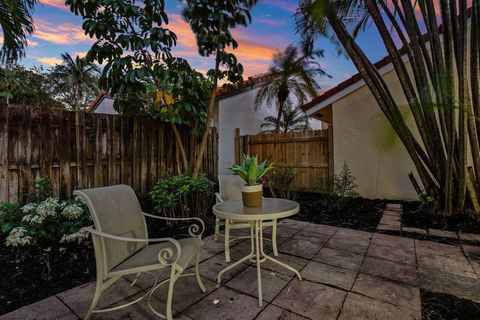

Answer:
[0,105,218,203]
[237,129,331,191]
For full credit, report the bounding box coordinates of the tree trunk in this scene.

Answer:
[171,123,189,173]
[192,54,220,179]
[275,100,285,133]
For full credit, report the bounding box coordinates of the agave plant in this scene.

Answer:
[230,155,274,186]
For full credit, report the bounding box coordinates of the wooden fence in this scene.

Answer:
[0,105,218,203]
[236,129,332,191]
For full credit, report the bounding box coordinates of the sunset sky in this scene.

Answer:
[22,0,392,92]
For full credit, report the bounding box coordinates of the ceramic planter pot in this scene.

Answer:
[241,184,263,208]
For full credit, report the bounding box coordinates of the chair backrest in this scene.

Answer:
[74,185,148,273]
[218,175,244,201]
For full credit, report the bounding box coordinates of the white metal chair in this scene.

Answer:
[214,175,278,262]
[74,185,206,320]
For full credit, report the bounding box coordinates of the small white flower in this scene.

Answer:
[21,203,36,214]
[36,197,59,218]
[60,231,89,244]
[5,227,32,247]
[61,205,84,220]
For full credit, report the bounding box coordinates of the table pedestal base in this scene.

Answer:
[217,220,302,306]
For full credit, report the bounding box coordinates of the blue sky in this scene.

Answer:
[22,0,389,92]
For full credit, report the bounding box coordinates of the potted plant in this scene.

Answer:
[229,154,274,207]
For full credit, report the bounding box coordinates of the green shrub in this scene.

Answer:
[0,178,91,248]
[149,173,214,219]
[316,162,359,209]
[267,167,297,200]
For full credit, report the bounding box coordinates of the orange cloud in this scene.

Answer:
[40,0,68,10]
[37,56,63,65]
[33,19,92,44]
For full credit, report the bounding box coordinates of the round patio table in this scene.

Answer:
[213,198,302,307]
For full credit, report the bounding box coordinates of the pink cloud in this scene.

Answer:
[33,19,92,45]
[40,0,69,10]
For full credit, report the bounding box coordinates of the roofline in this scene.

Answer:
[215,74,274,100]
[87,91,106,113]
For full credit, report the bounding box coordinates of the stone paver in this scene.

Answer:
[277,237,323,259]
[351,273,421,319]
[361,257,417,285]
[459,232,480,242]
[367,243,416,265]
[4,219,480,320]
[313,247,365,271]
[183,286,263,320]
[302,261,357,290]
[273,279,347,320]
[225,266,292,302]
[338,293,417,320]
[255,304,309,320]
[402,227,427,235]
[0,296,77,320]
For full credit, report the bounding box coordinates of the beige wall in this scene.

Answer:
[332,66,422,200]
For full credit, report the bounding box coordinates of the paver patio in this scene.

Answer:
[2,219,479,320]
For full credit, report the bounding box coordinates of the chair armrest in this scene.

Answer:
[215,192,223,203]
[82,226,182,266]
[142,212,205,239]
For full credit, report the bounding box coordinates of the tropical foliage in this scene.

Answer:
[149,173,214,219]
[50,53,100,110]
[297,1,480,215]
[0,65,63,107]
[230,154,274,186]
[261,103,311,133]
[0,0,36,65]
[255,45,326,133]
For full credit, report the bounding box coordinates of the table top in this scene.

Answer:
[213,198,299,221]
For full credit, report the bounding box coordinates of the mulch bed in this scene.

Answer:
[403,201,480,235]
[289,192,386,232]
[422,290,480,320]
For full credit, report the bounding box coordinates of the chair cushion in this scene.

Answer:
[108,237,203,276]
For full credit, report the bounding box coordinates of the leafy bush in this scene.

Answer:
[267,167,297,200]
[0,178,91,248]
[316,162,359,209]
[149,173,214,219]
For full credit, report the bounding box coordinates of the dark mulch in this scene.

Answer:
[403,201,480,235]
[422,290,480,320]
[0,198,216,316]
[289,192,386,232]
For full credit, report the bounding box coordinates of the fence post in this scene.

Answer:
[0,106,8,201]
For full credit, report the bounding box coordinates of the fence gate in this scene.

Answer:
[235,128,333,191]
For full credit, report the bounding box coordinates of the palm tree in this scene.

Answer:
[261,103,311,133]
[295,0,480,214]
[0,0,36,65]
[255,44,327,133]
[52,53,100,110]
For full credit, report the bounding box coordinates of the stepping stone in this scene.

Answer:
[0,296,76,320]
[377,223,401,231]
[351,273,421,319]
[226,266,292,302]
[428,229,459,239]
[386,203,402,209]
[301,261,358,290]
[361,257,417,285]
[272,279,346,320]
[183,286,263,320]
[313,247,365,271]
[338,293,418,320]
[402,227,427,235]
[459,232,480,242]
[255,304,308,320]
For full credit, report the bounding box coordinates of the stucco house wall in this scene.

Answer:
[331,64,421,200]
[216,84,322,175]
